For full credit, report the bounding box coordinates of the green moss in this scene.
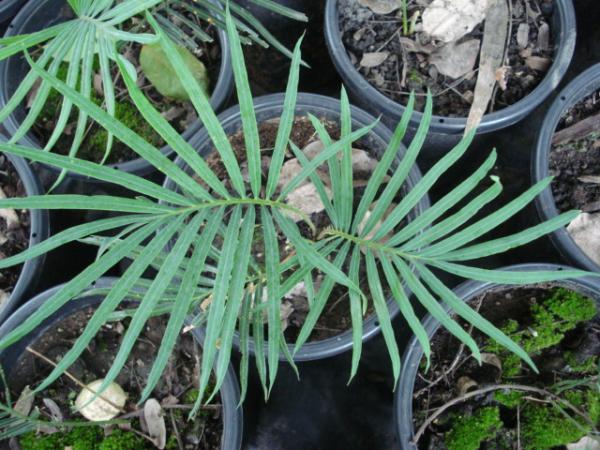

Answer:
[20,426,148,450]
[98,429,146,450]
[565,352,598,374]
[445,406,503,450]
[20,426,102,450]
[522,404,590,450]
[36,63,163,163]
[183,388,200,404]
[494,390,524,408]
[486,288,596,377]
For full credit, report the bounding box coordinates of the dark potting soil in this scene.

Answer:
[6,307,224,449]
[0,155,29,303]
[202,116,402,342]
[550,89,600,213]
[411,285,600,450]
[339,0,555,116]
[30,4,221,165]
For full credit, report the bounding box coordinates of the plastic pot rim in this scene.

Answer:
[0,141,49,324]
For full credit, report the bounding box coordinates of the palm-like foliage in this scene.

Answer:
[0,8,591,417]
[0,0,305,184]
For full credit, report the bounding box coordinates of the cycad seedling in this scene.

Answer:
[0,7,591,421]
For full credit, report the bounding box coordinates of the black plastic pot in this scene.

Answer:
[394,263,600,450]
[0,136,49,325]
[0,278,244,450]
[533,63,600,273]
[324,0,576,151]
[0,0,25,26]
[0,0,234,186]
[164,92,430,361]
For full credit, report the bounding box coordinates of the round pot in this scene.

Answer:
[394,263,600,449]
[0,0,234,184]
[0,135,49,325]
[533,63,600,273]
[0,0,25,26]
[0,278,244,450]
[324,0,576,142]
[164,92,430,361]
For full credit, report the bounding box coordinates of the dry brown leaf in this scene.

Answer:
[465,0,509,134]
[144,399,166,449]
[481,352,503,371]
[516,23,529,48]
[422,0,490,43]
[160,106,184,122]
[14,386,34,416]
[280,300,295,331]
[42,398,64,422]
[430,39,480,79]
[93,73,104,96]
[567,212,600,266]
[357,0,402,15]
[26,79,42,109]
[526,55,551,72]
[495,66,510,91]
[456,376,478,395]
[284,182,332,222]
[398,37,435,54]
[360,51,390,68]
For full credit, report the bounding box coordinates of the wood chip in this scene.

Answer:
[93,73,104,96]
[0,187,20,230]
[552,111,600,145]
[422,0,490,43]
[144,399,166,449]
[456,376,478,396]
[357,0,402,15]
[360,51,390,68]
[537,21,550,50]
[525,55,551,72]
[430,39,480,79]
[465,0,509,134]
[516,23,529,48]
[578,175,600,184]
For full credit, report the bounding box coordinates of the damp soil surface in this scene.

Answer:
[30,3,222,165]
[411,285,600,450]
[201,116,409,343]
[6,306,224,449]
[339,0,555,116]
[550,90,600,214]
[0,155,30,303]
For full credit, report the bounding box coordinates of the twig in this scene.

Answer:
[25,347,125,413]
[169,410,185,450]
[413,383,596,444]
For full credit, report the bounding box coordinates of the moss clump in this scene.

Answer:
[98,429,146,450]
[494,390,524,408]
[20,426,148,450]
[20,426,102,450]
[565,352,598,374]
[445,406,503,450]
[521,404,590,450]
[486,288,596,377]
[36,62,163,164]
